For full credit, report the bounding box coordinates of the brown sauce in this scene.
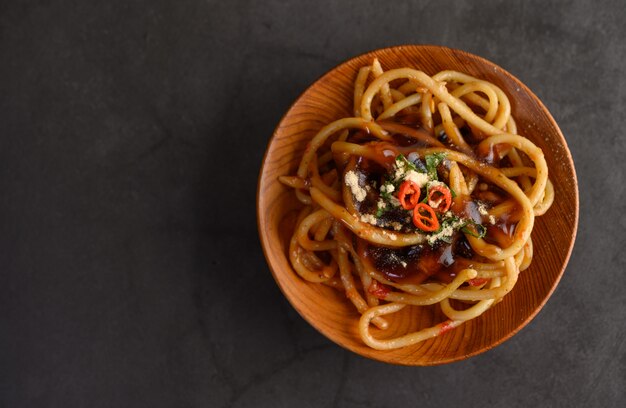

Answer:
[485,221,517,248]
[358,235,473,286]
[347,124,521,284]
[451,194,482,224]
[350,157,387,215]
[476,142,510,165]
[484,204,520,247]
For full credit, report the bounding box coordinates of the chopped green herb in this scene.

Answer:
[420,184,429,204]
[431,214,457,244]
[395,154,418,172]
[440,214,460,227]
[380,182,394,200]
[437,234,454,244]
[425,153,446,180]
[461,220,487,239]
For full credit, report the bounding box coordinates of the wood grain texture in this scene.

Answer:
[257,45,579,366]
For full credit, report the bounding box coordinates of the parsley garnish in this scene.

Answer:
[461,220,487,239]
[428,214,460,244]
[380,182,394,200]
[425,153,446,180]
[395,154,418,172]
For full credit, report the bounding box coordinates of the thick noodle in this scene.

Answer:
[279,58,553,350]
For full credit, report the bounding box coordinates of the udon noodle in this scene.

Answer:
[279,59,554,350]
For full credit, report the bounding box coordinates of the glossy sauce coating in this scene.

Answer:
[348,122,521,287]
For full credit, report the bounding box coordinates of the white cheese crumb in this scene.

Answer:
[345,170,367,202]
[360,213,378,225]
[400,261,407,268]
[427,219,465,245]
[392,157,416,181]
[477,202,489,216]
[489,215,496,225]
[377,199,387,210]
[390,222,403,231]
[404,170,429,188]
[380,183,395,194]
[394,165,406,181]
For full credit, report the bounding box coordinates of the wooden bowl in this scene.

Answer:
[257,45,578,365]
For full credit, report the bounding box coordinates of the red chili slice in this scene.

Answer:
[468,278,489,287]
[412,203,440,232]
[398,180,421,210]
[438,320,455,335]
[427,185,452,213]
[368,280,390,299]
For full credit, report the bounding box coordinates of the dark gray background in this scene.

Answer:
[0,0,624,407]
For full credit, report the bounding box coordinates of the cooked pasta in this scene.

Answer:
[278,59,554,350]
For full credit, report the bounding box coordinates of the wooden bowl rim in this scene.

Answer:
[257,44,579,365]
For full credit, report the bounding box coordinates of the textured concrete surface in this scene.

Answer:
[0,0,624,407]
